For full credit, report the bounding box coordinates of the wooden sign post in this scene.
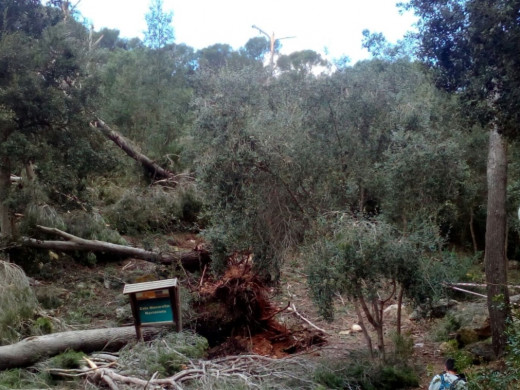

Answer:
[123,279,181,340]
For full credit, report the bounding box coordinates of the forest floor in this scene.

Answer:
[31,233,451,389]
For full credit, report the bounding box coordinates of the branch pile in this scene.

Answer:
[49,353,339,390]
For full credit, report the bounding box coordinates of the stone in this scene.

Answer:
[456,328,479,347]
[466,340,496,363]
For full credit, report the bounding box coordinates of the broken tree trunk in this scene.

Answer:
[22,225,210,271]
[90,118,176,182]
[0,326,161,370]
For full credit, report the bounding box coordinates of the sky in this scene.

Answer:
[74,0,417,63]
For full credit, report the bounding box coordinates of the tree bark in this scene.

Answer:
[484,127,510,357]
[90,119,176,182]
[0,155,13,238]
[22,225,210,271]
[469,206,478,254]
[0,326,162,370]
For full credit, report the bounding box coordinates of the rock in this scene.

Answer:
[410,299,459,319]
[430,299,459,318]
[351,324,362,332]
[466,340,496,363]
[439,341,454,355]
[456,328,479,347]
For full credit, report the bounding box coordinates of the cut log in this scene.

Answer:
[21,225,210,271]
[90,118,176,182]
[0,326,161,370]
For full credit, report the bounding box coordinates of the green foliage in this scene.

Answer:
[18,204,66,235]
[0,369,48,390]
[389,332,415,365]
[31,316,54,335]
[49,350,86,369]
[118,331,208,378]
[0,260,39,345]
[144,0,174,49]
[431,314,462,342]
[97,44,194,171]
[313,355,418,390]
[306,217,446,321]
[62,211,126,244]
[469,314,520,389]
[104,186,199,234]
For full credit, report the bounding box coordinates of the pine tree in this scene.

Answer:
[144,0,174,49]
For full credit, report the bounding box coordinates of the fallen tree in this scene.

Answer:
[22,225,210,271]
[90,118,177,182]
[0,326,161,370]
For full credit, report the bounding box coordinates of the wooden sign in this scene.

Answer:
[123,279,181,340]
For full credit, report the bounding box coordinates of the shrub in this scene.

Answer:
[313,354,419,390]
[104,186,197,234]
[0,260,39,345]
[431,314,462,342]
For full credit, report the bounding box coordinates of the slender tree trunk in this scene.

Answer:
[353,300,374,359]
[396,286,404,336]
[469,206,478,254]
[25,160,36,182]
[484,127,510,357]
[0,155,13,238]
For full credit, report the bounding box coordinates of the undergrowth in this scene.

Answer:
[313,351,419,390]
[104,186,201,234]
[0,260,39,345]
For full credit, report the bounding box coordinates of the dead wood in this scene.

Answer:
[21,225,210,271]
[194,261,325,358]
[90,118,176,182]
[0,326,162,370]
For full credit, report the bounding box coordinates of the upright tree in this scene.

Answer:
[406,0,520,356]
[144,0,174,49]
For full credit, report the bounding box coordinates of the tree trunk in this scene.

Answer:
[0,155,13,238]
[0,326,162,370]
[484,127,510,357]
[90,119,176,182]
[22,225,210,271]
[469,206,478,254]
[396,286,404,336]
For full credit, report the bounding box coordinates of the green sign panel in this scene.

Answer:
[137,297,173,324]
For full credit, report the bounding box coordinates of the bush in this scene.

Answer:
[0,261,39,345]
[105,187,201,234]
[313,354,419,390]
[431,314,462,342]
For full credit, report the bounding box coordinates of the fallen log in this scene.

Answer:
[22,225,210,271]
[90,118,176,182]
[0,326,161,370]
